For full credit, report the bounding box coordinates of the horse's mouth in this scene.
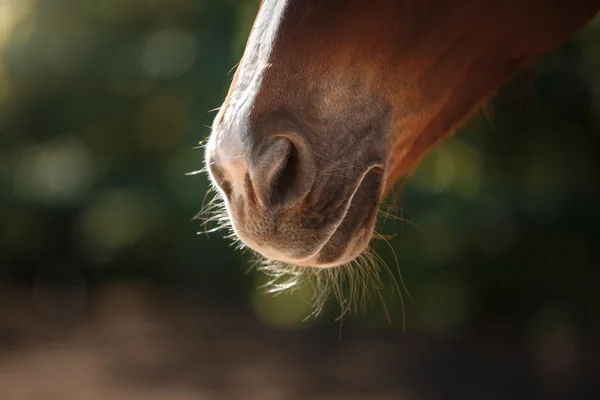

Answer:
[294,166,385,268]
[219,162,385,269]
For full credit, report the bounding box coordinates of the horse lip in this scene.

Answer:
[293,164,385,267]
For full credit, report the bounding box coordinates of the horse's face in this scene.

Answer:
[206,0,599,269]
[206,1,397,267]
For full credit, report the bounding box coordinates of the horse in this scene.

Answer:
[203,0,600,312]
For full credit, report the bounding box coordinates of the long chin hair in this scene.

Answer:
[193,148,414,328]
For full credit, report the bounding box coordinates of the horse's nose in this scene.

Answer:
[248,136,315,208]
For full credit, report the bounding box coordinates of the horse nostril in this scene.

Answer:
[269,142,300,205]
[250,137,313,208]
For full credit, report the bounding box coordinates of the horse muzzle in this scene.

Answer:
[205,130,385,268]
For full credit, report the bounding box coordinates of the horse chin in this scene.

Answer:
[265,166,384,269]
[292,226,375,268]
[305,166,384,267]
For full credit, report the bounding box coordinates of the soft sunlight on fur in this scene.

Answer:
[193,149,413,326]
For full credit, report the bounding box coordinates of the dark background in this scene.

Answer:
[0,1,599,398]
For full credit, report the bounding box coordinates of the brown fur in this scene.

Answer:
[206,0,600,271]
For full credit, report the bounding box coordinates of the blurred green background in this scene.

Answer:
[2,1,600,398]
[1,0,599,342]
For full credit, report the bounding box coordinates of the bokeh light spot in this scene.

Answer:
[141,29,198,79]
[410,140,482,198]
[0,0,33,50]
[78,189,158,261]
[14,138,94,204]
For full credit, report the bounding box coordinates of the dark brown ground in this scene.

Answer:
[0,284,598,400]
